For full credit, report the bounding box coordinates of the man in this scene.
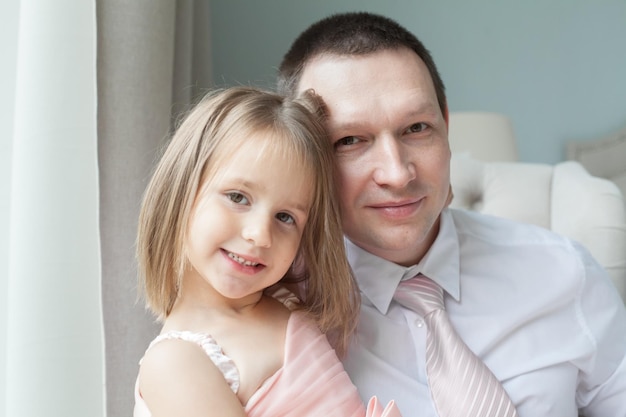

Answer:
[277,12,626,417]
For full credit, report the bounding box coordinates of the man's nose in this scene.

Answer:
[372,135,416,187]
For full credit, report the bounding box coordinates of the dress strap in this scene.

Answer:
[141,330,240,394]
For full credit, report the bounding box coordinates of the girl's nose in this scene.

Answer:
[241,216,272,248]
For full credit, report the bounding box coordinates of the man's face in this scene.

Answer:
[297,48,451,266]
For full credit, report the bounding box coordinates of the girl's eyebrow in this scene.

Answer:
[290,201,310,213]
[220,177,262,192]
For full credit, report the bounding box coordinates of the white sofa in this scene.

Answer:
[567,124,626,201]
[448,112,626,302]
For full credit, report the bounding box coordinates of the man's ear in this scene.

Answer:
[444,104,449,129]
[445,184,454,207]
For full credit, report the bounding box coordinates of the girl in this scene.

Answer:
[133,87,400,417]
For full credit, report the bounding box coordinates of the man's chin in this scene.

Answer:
[350,237,422,264]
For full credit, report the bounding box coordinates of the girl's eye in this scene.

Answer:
[227,192,248,205]
[276,212,295,225]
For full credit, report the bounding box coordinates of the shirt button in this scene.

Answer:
[415,318,424,327]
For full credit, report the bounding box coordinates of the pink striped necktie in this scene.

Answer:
[394,275,518,417]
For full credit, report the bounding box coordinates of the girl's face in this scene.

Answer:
[183,134,313,307]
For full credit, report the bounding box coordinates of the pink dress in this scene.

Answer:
[134,311,400,417]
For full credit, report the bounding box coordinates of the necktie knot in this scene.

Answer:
[394,274,444,317]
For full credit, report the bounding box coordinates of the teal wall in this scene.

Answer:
[210,0,626,164]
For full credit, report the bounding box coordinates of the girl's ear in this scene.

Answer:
[290,251,307,277]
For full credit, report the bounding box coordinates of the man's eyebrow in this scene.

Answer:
[329,104,439,132]
[328,120,363,133]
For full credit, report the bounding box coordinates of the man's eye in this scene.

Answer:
[406,123,427,133]
[276,212,295,225]
[227,192,248,204]
[335,136,360,147]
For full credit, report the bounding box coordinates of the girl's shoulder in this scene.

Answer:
[140,330,240,394]
[136,330,248,416]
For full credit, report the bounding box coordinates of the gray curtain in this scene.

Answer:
[97,1,212,416]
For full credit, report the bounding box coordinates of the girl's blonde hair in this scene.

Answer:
[136,86,359,355]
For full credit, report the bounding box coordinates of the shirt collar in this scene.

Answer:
[346,208,461,315]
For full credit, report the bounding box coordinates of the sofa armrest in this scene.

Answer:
[551,161,626,300]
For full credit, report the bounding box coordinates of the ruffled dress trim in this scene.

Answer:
[140,330,240,394]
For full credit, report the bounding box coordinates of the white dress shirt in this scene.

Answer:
[342,208,626,417]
